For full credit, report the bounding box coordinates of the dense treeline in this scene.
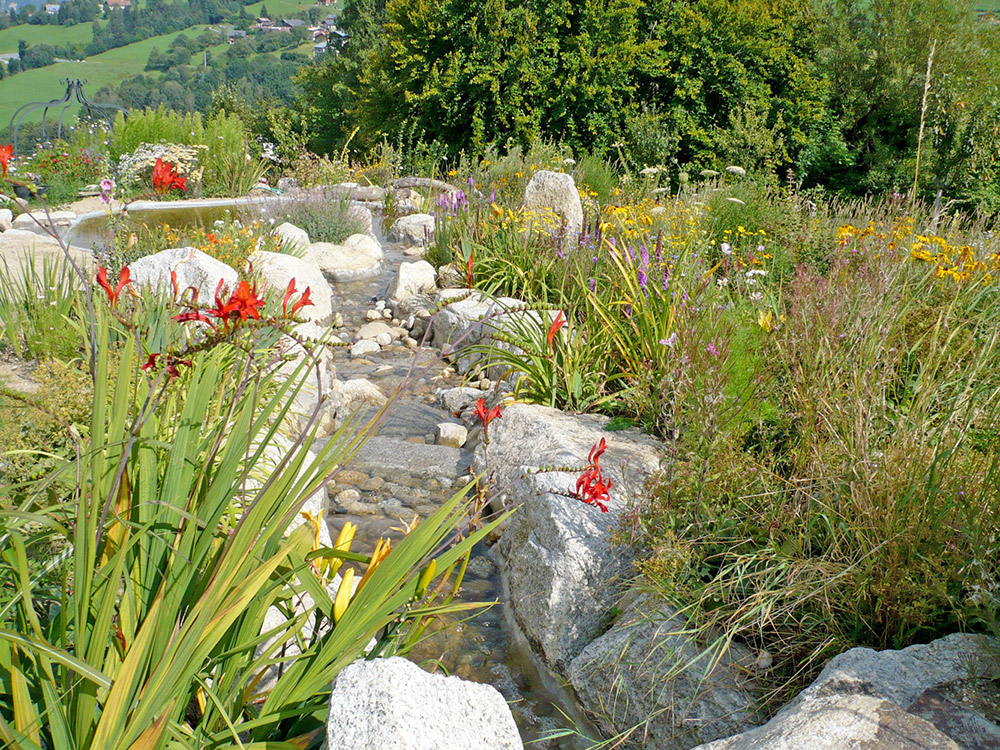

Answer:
[296,0,1000,209]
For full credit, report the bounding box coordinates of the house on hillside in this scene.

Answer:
[281,18,304,30]
[225,29,246,43]
[104,0,131,9]
[44,3,60,14]
[312,40,327,57]
[328,27,349,51]
[253,16,272,29]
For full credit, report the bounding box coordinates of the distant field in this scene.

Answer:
[0,24,216,127]
[0,21,95,55]
[244,0,335,19]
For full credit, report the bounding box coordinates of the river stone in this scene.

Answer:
[439,386,487,414]
[325,657,522,750]
[474,403,661,672]
[522,170,583,236]
[693,633,1000,750]
[249,250,334,325]
[337,378,387,418]
[436,422,468,448]
[0,209,12,231]
[274,222,310,250]
[12,209,76,237]
[388,213,435,245]
[351,339,380,358]
[569,593,759,749]
[349,436,463,483]
[308,234,384,282]
[357,320,393,340]
[387,260,437,307]
[326,183,386,202]
[347,203,375,235]
[130,247,237,307]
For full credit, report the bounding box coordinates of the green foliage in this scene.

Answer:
[0,255,82,361]
[266,194,368,244]
[0,286,507,748]
[109,107,254,197]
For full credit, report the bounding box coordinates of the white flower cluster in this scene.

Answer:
[116,142,206,188]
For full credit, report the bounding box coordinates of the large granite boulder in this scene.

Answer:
[250,249,334,325]
[325,657,522,750]
[473,403,661,672]
[274,222,310,251]
[388,213,435,246]
[308,234,384,282]
[129,247,237,306]
[569,593,760,749]
[694,633,1000,750]
[272,321,341,437]
[387,260,437,307]
[430,289,555,377]
[522,171,583,236]
[0,209,13,231]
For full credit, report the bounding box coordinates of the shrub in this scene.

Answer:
[259,194,367,244]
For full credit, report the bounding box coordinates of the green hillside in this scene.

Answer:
[0,21,95,55]
[244,0,331,18]
[0,24,216,127]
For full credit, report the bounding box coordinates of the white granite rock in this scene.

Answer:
[388,213,435,246]
[387,260,437,307]
[435,422,468,448]
[308,234,384,282]
[522,170,583,236]
[129,247,237,307]
[325,657,522,750]
[274,222,310,250]
[249,249,334,325]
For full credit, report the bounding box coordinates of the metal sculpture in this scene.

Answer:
[8,78,128,156]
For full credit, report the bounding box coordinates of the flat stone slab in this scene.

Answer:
[348,436,465,483]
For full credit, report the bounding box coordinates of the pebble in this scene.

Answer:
[375,332,392,348]
[391,318,401,327]
[404,337,419,350]
[350,339,380,358]
[375,300,386,311]
[371,365,394,378]
[332,312,344,328]
[334,488,362,506]
[360,476,384,491]
[332,470,369,487]
[404,315,415,329]
[365,309,382,321]
[436,422,468,448]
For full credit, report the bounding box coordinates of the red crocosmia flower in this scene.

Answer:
[570,438,612,512]
[282,279,313,318]
[547,311,566,350]
[222,280,265,322]
[95,266,131,308]
[0,144,12,179]
[170,270,179,300]
[466,255,474,291]
[291,286,313,318]
[206,232,219,244]
[140,352,191,379]
[474,397,502,437]
[173,311,218,332]
[151,158,186,194]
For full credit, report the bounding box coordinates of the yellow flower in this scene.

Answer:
[333,567,355,623]
[757,309,775,332]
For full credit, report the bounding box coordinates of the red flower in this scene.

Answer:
[95,266,131,308]
[282,279,314,318]
[141,352,191,379]
[222,280,265,322]
[0,144,12,179]
[151,158,186,194]
[466,255,474,291]
[571,438,612,512]
[170,270,179,301]
[474,397,502,438]
[173,311,218,332]
[547,311,566,350]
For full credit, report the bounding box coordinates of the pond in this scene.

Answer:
[66,198,274,251]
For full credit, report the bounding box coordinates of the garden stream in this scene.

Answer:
[319,218,593,749]
[72,201,594,749]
